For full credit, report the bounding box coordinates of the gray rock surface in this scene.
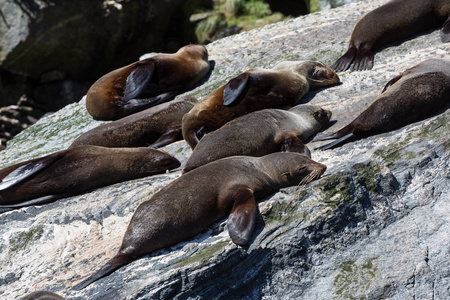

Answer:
[0,0,449,299]
[318,0,363,10]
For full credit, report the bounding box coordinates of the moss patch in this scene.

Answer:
[9,225,45,253]
[177,241,230,267]
[317,173,352,211]
[334,257,378,299]
[263,190,307,224]
[352,162,380,195]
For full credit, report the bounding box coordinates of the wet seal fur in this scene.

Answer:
[72,152,326,290]
[0,146,180,213]
[182,60,340,149]
[86,44,210,120]
[71,96,197,148]
[183,104,332,173]
[333,0,450,71]
[317,58,450,149]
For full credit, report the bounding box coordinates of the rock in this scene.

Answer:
[0,0,449,299]
[0,0,201,107]
[318,0,362,10]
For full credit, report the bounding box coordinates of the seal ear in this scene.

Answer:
[123,60,155,102]
[227,186,257,246]
[223,73,250,106]
[0,153,64,190]
[278,131,311,158]
[440,16,450,43]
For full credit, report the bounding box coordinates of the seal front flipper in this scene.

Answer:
[148,125,182,148]
[227,186,258,246]
[223,73,250,106]
[0,153,64,190]
[278,131,311,158]
[122,61,155,102]
[440,16,450,43]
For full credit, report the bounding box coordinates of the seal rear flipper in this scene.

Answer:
[279,132,311,158]
[0,195,66,213]
[332,45,357,72]
[317,133,355,150]
[122,61,155,102]
[120,91,180,116]
[350,46,374,71]
[149,126,182,148]
[227,187,257,246]
[440,16,450,42]
[223,73,250,106]
[72,254,133,290]
[0,153,64,190]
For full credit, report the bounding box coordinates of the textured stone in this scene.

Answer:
[0,0,449,299]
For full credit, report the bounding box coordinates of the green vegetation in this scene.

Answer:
[334,258,378,299]
[9,225,45,253]
[177,241,230,266]
[353,162,380,195]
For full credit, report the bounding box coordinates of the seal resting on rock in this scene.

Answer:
[317,58,450,149]
[183,104,332,173]
[72,152,327,290]
[0,146,180,213]
[70,96,197,148]
[86,44,210,120]
[333,0,450,71]
[182,60,340,149]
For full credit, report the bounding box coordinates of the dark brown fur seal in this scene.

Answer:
[183,104,332,173]
[72,152,327,290]
[182,60,340,149]
[70,96,197,148]
[22,291,65,300]
[317,58,450,149]
[0,146,180,212]
[333,0,450,71]
[86,44,210,120]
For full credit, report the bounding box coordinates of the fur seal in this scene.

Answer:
[86,44,210,120]
[0,146,180,212]
[72,152,327,290]
[183,104,332,173]
[70,96,197,148]
[22,291,65,300]
[182,60,340,149]
[317,58,450,149]
[333,0,450,71]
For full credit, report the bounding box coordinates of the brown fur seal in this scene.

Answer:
[72,152,327,290]
[183,104,332,173]
[0,146,180,212]
[86,44,210,120]
[70,96,197,149]
[333,0,450,71]
[317,58,450,149]
[182,60,340,149]
[22,291,65,300]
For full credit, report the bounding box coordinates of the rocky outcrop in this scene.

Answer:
[318,0,362,10]
[0,0,201,107]
[0,0,449,299]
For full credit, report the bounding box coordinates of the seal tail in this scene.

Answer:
[72,254,133,291]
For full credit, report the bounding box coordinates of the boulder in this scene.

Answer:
[0,0,449,299]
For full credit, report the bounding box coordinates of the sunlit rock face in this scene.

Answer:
[0,0,449,299]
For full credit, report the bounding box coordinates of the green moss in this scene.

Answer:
[334,258,378,299]
[177,241,229,266]
[263,190,307,224]
[352,162,380,195]
[319,173,351,203]
[310,0,319,13]
[9,225,45,253]
[195,13,228,43]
